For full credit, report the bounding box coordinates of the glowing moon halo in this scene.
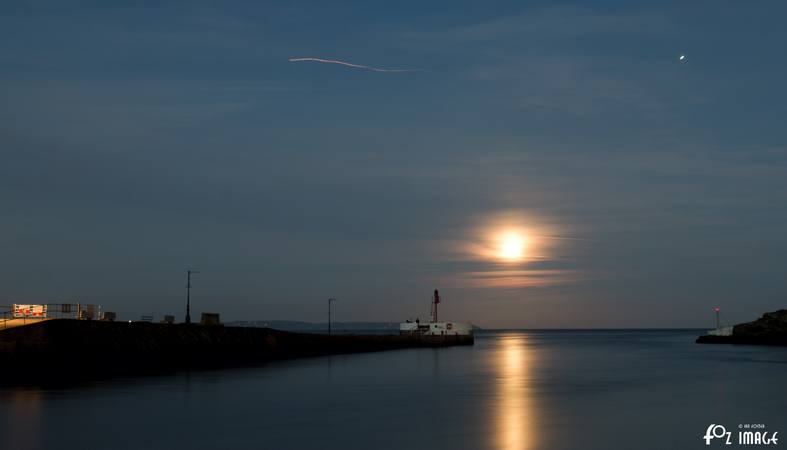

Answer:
[498,233,526,262]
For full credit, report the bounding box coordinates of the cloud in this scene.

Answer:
[447,269,589,289]
[402,7,674,43]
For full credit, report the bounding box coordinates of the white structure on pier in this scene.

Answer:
[399,289,474,336]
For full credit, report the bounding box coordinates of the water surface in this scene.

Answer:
[1,330,785,450]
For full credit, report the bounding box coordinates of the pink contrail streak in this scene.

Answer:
[288,57,420,73]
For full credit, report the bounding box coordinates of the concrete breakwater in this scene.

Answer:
[0,319,473,382]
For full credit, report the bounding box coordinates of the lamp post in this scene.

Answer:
[185,270,200,324]
[328,298,337,336]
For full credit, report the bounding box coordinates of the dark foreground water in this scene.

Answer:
[1,330,786,450]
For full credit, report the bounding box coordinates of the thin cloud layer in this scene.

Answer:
[1,1,786,327]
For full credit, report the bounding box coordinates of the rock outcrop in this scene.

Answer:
[696,309,787,345]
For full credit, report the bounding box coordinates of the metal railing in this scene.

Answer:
[0,303,104,330]
[42,303,103,320]
[0,309,51,330]
[1,310,11,330]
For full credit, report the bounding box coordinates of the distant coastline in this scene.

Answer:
[227,320,401,333]
[229,320,484,333]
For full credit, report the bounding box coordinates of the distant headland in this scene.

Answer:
[228,320,483,333]
[227,320,402,332]
[696,309,787,346]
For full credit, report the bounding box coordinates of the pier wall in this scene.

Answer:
[0,319,473,382]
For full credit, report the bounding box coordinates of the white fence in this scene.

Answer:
[707,326,734,336]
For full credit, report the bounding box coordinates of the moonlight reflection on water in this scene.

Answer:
[494,333,537,450]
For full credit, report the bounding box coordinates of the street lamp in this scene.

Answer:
[328,298,337,336]
[185,270,200,324]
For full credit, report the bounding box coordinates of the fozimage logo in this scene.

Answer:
[703,424,779,446]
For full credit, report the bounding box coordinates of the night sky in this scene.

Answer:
[2,1,786,327]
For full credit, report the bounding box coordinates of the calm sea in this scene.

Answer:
[1,330,786,450]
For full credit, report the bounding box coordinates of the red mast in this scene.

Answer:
[431,289,440,323]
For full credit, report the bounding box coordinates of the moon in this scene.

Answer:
[498,234,526,262]
[679,54,686,61]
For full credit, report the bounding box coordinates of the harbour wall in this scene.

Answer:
[0,319,473,383]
